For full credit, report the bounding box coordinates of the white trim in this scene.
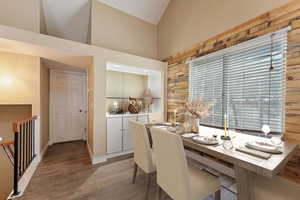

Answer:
[87,143,133,165]
[7,142,49,200]
[37,141,50,162]
[86,142,94,163]
[106,150,133,159]
[92,155,107,165]
[86,142,108,165]
[49,70,87,145]
[7,157,39,199]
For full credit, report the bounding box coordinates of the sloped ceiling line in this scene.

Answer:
[96,0,170,25]
[41,0,170,43]
[42,0,91,43]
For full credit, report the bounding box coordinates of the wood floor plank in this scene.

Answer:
[18,141,235,200]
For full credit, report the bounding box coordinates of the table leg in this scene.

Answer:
[234,165,255,200]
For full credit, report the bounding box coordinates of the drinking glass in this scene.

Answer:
[271,135,282,146]
[223,139,234,150]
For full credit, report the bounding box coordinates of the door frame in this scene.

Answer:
[49,69,87,145]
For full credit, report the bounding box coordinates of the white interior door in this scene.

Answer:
[51,70,86,144]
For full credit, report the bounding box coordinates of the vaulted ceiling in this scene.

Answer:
[96,0,170,25]
[41,0,91,43]
[41,0,170,43]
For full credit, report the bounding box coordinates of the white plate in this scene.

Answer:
[182,133,197,138]
[192,136,219,145]
[246,141,282,154]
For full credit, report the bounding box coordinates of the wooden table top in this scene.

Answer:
[183,133,298,178]
[147,124,299,178]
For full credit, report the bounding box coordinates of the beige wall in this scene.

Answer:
[0,50,49,151]
[40,62,50,149]
[91,0,158,59]
[0,23,166,160]
[0,51,40,115]
[0,105,32,200]
[158,0,294,59]
[0,51,43,200]
[0,0,40,33]
[87,63,94,155]
[40,0,47,34]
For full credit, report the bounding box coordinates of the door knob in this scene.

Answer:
[79,109,83,113]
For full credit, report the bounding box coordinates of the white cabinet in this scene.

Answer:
[123,116,136,151]
[106,114,148,156]
[138,115,148,123]
[106,117,123,154]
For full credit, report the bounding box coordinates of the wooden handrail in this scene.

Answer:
[12,116,38,132]
[0,141,14,147]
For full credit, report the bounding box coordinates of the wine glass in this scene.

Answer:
[261,124,271,138]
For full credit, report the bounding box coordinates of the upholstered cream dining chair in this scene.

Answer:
[151,127,221,200]
[129,120,156,200]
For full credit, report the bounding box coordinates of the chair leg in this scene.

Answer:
[132,163,138,184]
[214,189,221,200]
[157,185,162,200]
[145,174,151,200]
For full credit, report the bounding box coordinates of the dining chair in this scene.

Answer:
[129,120,156,200]
[151,127,221,200]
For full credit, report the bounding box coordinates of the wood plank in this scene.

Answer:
[235,166,255,200]
[270,8,300,25]
[269,0,300,20]
[292,19,300,29]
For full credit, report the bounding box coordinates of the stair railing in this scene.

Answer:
[0,141,14,166]
[11,116,38,196]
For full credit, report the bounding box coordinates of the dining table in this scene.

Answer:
[145,123,299,200]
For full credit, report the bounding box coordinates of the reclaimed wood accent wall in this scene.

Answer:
[164,1,300,183]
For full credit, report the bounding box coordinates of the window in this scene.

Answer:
[189,28,288,134]
[190,55,223,127]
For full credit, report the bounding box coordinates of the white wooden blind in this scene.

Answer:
[189,28,288,133]
[189,55,223,126]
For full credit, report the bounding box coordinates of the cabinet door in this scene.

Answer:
[138,115,149,123]
[107,117,123,154]
[123,116,137,151]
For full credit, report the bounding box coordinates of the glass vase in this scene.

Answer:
[191,118,200,134]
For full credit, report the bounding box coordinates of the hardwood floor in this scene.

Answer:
[18,141,235,200]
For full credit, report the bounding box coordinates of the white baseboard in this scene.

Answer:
[92,155,107,164]
[7,141,49,200]
[88,148,133,165]
[36,141,49,162]
[86,143,107,165]
[106,150,133,159]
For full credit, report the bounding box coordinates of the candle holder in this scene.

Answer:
[221,135,231,140]
[222,114,231,140]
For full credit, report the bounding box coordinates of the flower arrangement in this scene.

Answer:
[143,89,153,112]
[177,97,215,133]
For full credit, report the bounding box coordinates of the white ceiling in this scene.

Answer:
[42,0,91,43]
[96,0,170,25]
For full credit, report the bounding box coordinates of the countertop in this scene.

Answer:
[106,113,149,118]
